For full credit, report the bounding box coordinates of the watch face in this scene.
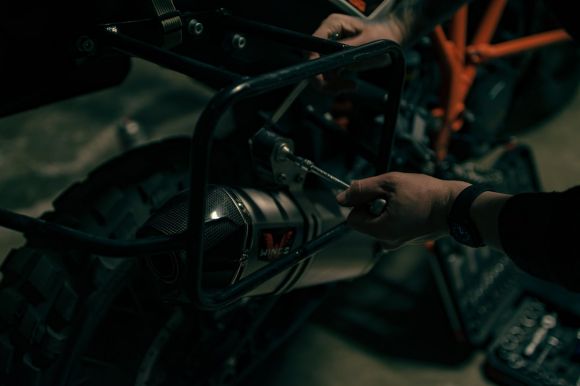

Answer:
[450,222,474,245]
[447,185,488,248]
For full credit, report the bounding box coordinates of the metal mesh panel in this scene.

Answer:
[144,186,247,250]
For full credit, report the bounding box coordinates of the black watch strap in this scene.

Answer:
[447,184,489,247]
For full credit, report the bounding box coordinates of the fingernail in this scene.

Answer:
[336,190,350,205]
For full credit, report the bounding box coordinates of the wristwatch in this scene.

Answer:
[447,184,489,247]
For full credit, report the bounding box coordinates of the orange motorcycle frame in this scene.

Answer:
[430,0,571,160]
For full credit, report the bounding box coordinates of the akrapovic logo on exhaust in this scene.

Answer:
[259,228,296,261]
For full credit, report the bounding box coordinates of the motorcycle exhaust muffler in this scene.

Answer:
[139,185,380,302]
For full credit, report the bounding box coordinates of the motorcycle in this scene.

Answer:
[0,1,576,385]
[0,1,405,385]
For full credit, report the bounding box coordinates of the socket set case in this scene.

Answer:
[431,144,580,385]
[432,240,580,386]
[484,297,580,386]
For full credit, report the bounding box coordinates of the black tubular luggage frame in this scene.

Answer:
[0,11,405,310]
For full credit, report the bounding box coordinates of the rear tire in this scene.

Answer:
[0,137,191,386]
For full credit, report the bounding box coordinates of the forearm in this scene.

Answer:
[497,187,580,291]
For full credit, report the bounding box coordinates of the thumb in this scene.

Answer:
[336,189,351,206]
[342,178,386,206]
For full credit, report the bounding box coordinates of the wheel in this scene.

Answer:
[0,136,326,386]
[0,137,192,385]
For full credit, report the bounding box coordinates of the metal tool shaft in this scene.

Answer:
[281,149,349,189]
[310,166,350,189]
[280,145,387,216]
[306,160,350,190]
[270,80,309,125]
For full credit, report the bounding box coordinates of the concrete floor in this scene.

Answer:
[0,58,578,385]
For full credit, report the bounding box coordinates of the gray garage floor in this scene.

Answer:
[0,58,578,385]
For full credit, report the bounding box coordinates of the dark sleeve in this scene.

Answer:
[498,186,580,292]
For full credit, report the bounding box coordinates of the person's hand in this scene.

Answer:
[336,172,469,248]
[310,13,406,93]
[312,13,405,47]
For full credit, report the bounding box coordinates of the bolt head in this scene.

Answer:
[76,36,96,54]
[188,19,204,36]
[231,34,247,49]
[275,143,292,161]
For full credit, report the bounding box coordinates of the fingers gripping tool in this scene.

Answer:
[278,145,387,216]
